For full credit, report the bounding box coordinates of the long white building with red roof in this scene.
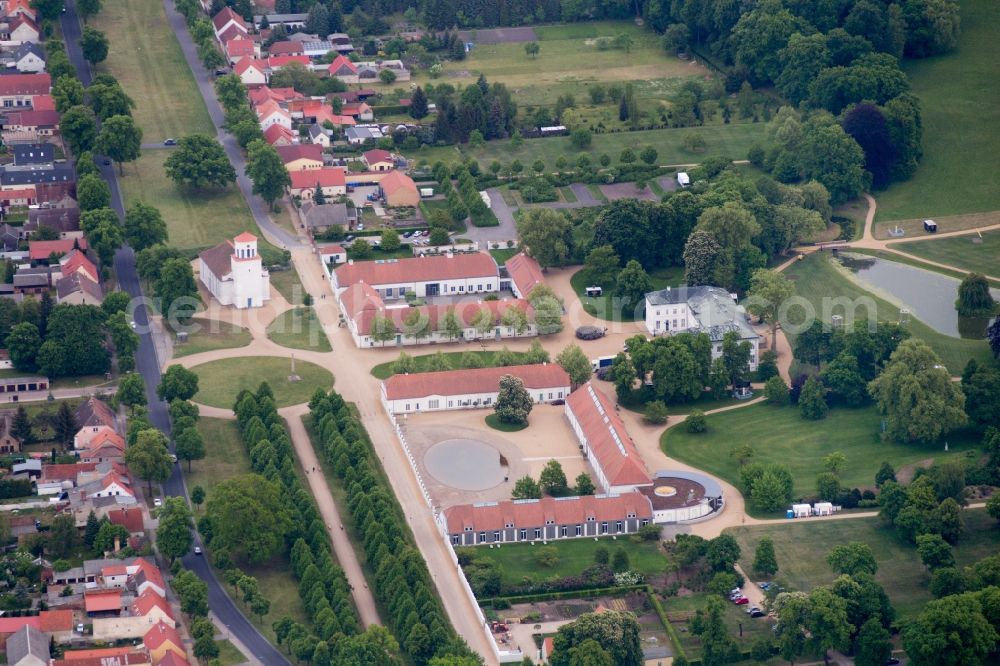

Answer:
[565,382,653,494]
[442,492,653,546]
[331,251,501,298]
[381,363,570,415]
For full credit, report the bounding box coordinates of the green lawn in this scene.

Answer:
[620,388,742,416]
[266,307,332,352]
[417,123,768,170]
[489,247,520,264]
[171,323,251,359]
[268,267,308,305]
[662,402,980,500]
[893,230,1000,277]
[484,413,528,432]
[118,151,259,253]
[782,252,992,373]
[91,0,214,141]
[874,0,1000,221]
[570,265,685,322]
[192,357,334,408]
[460,537,667,589]
[213,639,247,666]
[728,509,1000,620]
[184,417,311,641]
[370,350,534,379]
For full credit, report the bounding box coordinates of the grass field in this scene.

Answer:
[117,151,259,253]
[92,0,214,142]
[728,509,1000,619]
[662,402,980,500]
[459,537,667,588]
[570,265,684,322]
[268,268,308,304]
[213,639,247,666]
[171,323,251,359]
[266,307,332,352]
[782,252,992,372]
[405,123,767,169]
[874,0,1000,221]
[370,350,534,379]
[191,356,334,408]
[186,417,311,640]
[893,230,1000,276]
[484,412,528,432]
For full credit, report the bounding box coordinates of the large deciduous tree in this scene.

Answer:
[124,201,168,251]
[516,208,574,268]
[555,344,591,388]
[158,365,200,402]
[124,429,173,493]
[550,610,643,666]
[156,497,193,561]
[165,135,237,189]
[96,115,142,174]
[246,139,291,208]
[868,339,966,442]
[206,473,292,564]
[902,593,998,666]
[494,374,532,425]
[81,27,109,65]
[745,268,794,347]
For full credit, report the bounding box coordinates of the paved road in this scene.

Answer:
[60,2,289,663]
[159,0,298,250]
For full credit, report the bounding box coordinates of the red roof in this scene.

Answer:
[289,167,346,191]
[57,649,150,665]
[157,652,190,666]
[0,616,41,634]
[31,93,55,111]
[134,589,173,620]
[268,40,304,56]
[328,55,356,75]
[253,99,288,121]
[234,57,265,76]
[39,609,74,633]
[363,148,392,165]
[212,6,246,33]
[8,14,39,35]
[84,429,125,452]
[444,492,653,534]
[341,102,371,116]
[248,85,301,106]
[29,238,88,261]
[143,620,182,651]
[84,589,122,613]
[234,231,257,242]
[505,253,544,298]
[107,507,144,533]
[225,37,254,57]
[263,123,295,145]
[0,72,49,96]
[334,251,497,288]
[266,55,310,69]
[566,383,651,488]
[379,170,417,196]
[60,249,99,281]
[133,558,165,592]
[94,470,133,496]
[41,462,97,482]
[383,363,569,401]
[276,143,323,165]
[4,109,61,128]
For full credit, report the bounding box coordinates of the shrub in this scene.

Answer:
[764,376,789,405]
[643,400,669,425]
[685,410,707,433]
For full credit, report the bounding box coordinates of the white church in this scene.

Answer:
[197,232,271,309]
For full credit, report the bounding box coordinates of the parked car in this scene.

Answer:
[746,607,761,615]
[749,609,766,618]
[575,325,606,341]
[153,498,162,507]
[729,587,742,596]
[757,582,771,590]
[403,231,412,238]
[194,546,202,555]
[163,138,177,146]
[214,68,228,76]
[345,235,355,242]
[733,597,750,605]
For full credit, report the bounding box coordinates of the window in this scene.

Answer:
[493,531,501,541]
[575,525,582,536]
[548,393,553,399]
[428,399,439,409]
[600,522,608,534]
[505,522,514,529]
[641,519,650,527]
[464,526,472,532]
[586,516,595,522]
[405,404,410,411]
[478,531,486,543]
[484,398,491,405]
[627,512,635,519]
[560,526,568,537]
[519,529,527,540]
[545,519,554,525]
[558,391,564,398]
[615,520,623,532]
[533,528,541,539]
[451,535,460,545]
[448,401,453,407]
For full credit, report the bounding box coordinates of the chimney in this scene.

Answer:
[347,259,354,265]
[446,251,453,259]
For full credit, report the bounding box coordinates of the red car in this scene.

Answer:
[733,597,750,605]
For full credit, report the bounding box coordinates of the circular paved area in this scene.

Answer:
[424,438,506,491]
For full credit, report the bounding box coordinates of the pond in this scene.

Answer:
[838,254,999,338]
[424,438,506,491]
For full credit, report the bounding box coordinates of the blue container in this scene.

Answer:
[785,510,794,519]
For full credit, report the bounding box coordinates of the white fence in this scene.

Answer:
[385,409,523,664]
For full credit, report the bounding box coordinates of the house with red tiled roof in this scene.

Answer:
[287,98,355,128]
[143,621,185,664]
[58,248,99,281]
[268,40,303,56]
[85,589,123,616]
[248,85,301,107]
[198,233,270,309]
[504,252,544,299]
[2,14,40,44]
[341,101,373,121]
[28,237,87,261]
[86,470,134,502]
[288,167,346,199]
[233,57,266,86]
[327,55,357,80]
[54,650,152,666]
[262,122,296,146]
[38,609,74,642]
[74,397,118,432]
[0,72,49,106]
[130,558,166,598]
[338,281,537,348]
[361,148,393,171]
[276,143,323,172]
[332,250,499,297]
[92,589,175,642]
[381,363,569,415]
[0,185,35,206]
[80,430,125,464]
[3,0,36,21]
[378,170,419,207]
[37,461,98,495]
[107,506,144,534]
[265,54,309,72]
[29,93,54,110]
[156,652,189,666]
[224,37,255,63]
[254,98,291,130]
[0,615,41,645]
[442,492,653,547]
[212,6,246,39]
[565,382,652,494]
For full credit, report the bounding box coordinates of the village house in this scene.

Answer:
[25,204,81,238]
[5,624,49,666]
[198,232,271,309]
[212,6,247,42]
[308,123,330,147]
[338,281,537,348]
[317,243,346,265]
[262,122,296,146]
[224,37,255,64]
[442,492,654,546]
[503,252,545,299]
[92,588,176,641]
[56,271,103,305]
[0,71,48,106]
[300,200,355,233]
[75,396,120,433]
[381,363,570,415]
[143,621,186,664]
[643,286,760,370]
[267,39,304,56]
[53,648,153,666]
[0,14,40,45]
[362,148,394,171]
[331,251,500,298]
[254,98,291,130]
[344,125,382,144]
[276,143,323,171]
[341,101,374,121]
[6,42,45,72]
[0,409,22,453]
[233,57,266,86]
[565,382,653,494]
[0,185,36,206]
[289,166,346,200]
[80,430,126,464]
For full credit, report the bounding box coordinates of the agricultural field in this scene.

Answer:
[875,0,1000,222]
[728,509,1000,620]
[782,252,993,372]
[662,402,980,500]
[892,230,1000,277]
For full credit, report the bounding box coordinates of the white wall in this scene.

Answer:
[643,301,695,335]
[383,383,569,415]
